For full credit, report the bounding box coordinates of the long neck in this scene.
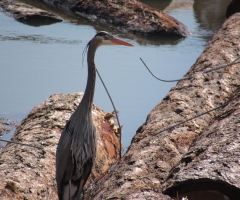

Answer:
[77,42,98,115]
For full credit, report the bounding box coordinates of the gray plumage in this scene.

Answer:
[55,31,133,200]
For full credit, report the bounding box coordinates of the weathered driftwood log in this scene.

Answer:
[0,93,120,200]
[84,13,240,199]
[41,0,190,36]
[0,0,62,26]
[163,87,240,200]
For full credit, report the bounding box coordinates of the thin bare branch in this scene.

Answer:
[155,101,230,135]
[140,58,193,82]
[203,55,240,73]
[96,68,122,159]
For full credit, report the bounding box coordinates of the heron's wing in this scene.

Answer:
[56,120,73,191]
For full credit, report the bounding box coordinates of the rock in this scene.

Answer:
[83,13,240,200]
[0,93,120,200]
[0,0,63,26]
[41,0,190,36]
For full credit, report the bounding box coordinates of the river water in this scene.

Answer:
[0,0,229,152]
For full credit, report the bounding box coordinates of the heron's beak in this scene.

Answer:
[111,37,134,46]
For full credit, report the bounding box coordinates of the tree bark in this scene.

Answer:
[67,0,191,36]
[0,93,120,200]
[163,87,240,200]
[85,13,240,200]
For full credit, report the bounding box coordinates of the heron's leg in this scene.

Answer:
[75,178,85,200]
[69,180,71,200]
[66,151,74,200]
[75,161,93,200]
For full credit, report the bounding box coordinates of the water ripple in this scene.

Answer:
[0,33,82,44]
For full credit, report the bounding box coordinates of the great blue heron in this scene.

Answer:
[56,31,133,200]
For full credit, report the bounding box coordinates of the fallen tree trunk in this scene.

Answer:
[43,0,190,36]
[163,86,240,200]
[0,0,190,36]
[0,93,120,200]
[0,0,63,26]
[84,13,240,199]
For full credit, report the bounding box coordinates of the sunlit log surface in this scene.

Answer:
[163,87,240,200]
[0,93,120,200]
[47,0,191,36]
[84,13,240,200]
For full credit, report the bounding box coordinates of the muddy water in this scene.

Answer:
[0,0,229,152]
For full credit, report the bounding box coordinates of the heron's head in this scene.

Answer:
[82,31,133,66]
[91,31,133,47]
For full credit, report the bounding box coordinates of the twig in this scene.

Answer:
[96,68,122,159]
[203,55,240,73]
[0,139,43,149]
[140,58,192,82]
[155,101,229,135]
